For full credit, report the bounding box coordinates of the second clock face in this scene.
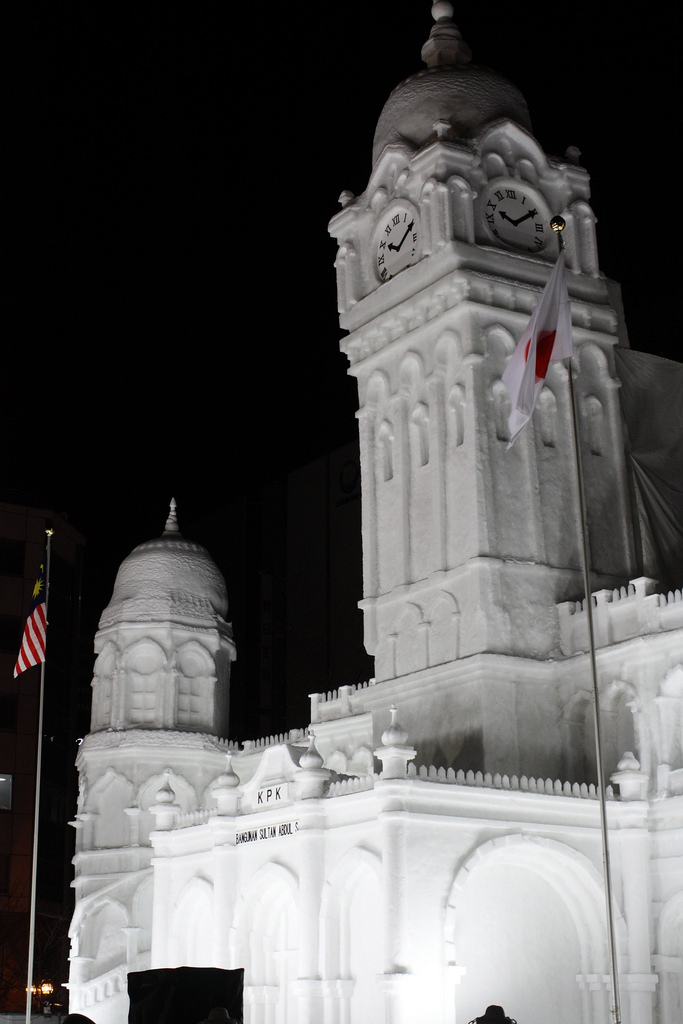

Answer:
[483,185,549,253]
[376,205,421,281]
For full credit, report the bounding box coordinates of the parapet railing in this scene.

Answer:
[558,576,683,655]
[310,680,376,723]
[407,762,612,799]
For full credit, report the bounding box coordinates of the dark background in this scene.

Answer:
[1,0,677,667]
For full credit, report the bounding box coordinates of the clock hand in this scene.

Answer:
[388,220,415,252]
[499,209,538,227]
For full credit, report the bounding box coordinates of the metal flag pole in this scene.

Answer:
[25,527,54,1024]
[551,216,622,1024]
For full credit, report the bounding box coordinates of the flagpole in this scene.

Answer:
[25,528,53,1024]
[552,217,622,1024]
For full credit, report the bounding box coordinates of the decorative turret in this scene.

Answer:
[150,770,180,830]
[89,501,236,736]
[213,753,242,816]
[374,705,416,779]
[295,729,331,799]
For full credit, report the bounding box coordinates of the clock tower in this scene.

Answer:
[330,1,638,692]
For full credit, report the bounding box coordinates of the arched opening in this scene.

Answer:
[446,836,612,1024]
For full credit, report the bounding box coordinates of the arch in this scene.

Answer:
[435,329,464,381]
[428,592,459,667]
[122,637,166,727]
[131,874,154,968]
[395,602,427,676]
[232,861,299,1008]
[326,749,348,774]
[174,639,215,729]
[410,401,430,467]
[321,846,384,1021]
[136,770,196,845]
[655,664,683,769]
[576,340,610,385]
[377,419,394,482]
[86,768,135,849]
[582,394,604,455]
[485,324,516,370]
[565,688,602,782]
[447,384,466,448]
[347,745,374,776]
[445,834,618,1024]
[536,387,557,448]
[421,176,453,251]
[91,640,117,729]
[660,663,683,698]
[334,237,360,312]
[171,876,215,968]
[569,198,599,276]
[78,897,129,982]
[479,122,550,182]
[398,350,425,395]
[490,379,511,443]
[365,369,391,412]
[601,678,638,777]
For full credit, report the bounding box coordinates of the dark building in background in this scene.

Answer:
[0,502,85,1013]
[192,440,372,742]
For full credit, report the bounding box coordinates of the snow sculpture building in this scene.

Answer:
[68,6,683,1023]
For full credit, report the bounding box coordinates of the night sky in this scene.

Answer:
[1,2,676,613]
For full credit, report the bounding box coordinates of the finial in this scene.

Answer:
[217,752,240,789]
[156,769,176,804]
[375,705,416,779]
[421,1,472,68]
[163,497,180,536]
[299,728,325,770]
[381,705,409,747]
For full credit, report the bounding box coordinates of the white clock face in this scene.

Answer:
[483,185,549,253]
[376,205,421,281]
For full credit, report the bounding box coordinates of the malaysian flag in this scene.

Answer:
[14,562,47,677]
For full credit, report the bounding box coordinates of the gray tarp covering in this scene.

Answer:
[615,347,683,590]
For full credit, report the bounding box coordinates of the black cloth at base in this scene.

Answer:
[128,966,243,1024]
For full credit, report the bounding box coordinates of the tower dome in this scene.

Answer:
[372,2,531,165]
[99,499,229,628]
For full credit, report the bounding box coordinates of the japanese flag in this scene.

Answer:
[502,250,572,447]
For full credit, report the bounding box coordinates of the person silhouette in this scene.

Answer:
[471,1006,517,1024]
[196,1008,241,1024]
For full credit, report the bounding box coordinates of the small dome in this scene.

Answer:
[372,2,531,165]
[99,500,229,627]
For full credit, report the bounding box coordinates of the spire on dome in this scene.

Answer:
[421,1,471,68]
[163,497,180,536]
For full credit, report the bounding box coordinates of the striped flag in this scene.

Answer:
[14,563,47,677]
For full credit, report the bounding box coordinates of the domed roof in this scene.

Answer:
[372,2,531,165]
[99,500,229,628]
